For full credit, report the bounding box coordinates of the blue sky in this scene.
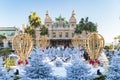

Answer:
[0,0,120,44]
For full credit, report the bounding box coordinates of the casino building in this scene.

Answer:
[0,10,88,49]
[39,10,76,47]
[35,10,89,47]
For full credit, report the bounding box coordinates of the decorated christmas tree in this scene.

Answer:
[106,56,120,80]
[0,67,12,80]
[55,60,63,67]
[66,60,92,80]
[48,47,57,61]
[23,51,56,80]
[62,47,72,62]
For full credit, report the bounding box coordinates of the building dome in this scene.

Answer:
[69,10,76,23]
[44,10,52,23]
[53,15,69,28]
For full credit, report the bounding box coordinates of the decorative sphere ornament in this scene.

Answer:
[39,35,50,48]
[86,32,104,66]
[72,35,78,47]
[72,35,81,47]
[13,33,33,65]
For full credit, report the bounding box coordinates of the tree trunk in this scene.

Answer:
[33,27,36,47]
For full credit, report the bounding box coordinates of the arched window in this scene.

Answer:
[52,32,56,37]
[47,24,49,27]
[65,32,68,37]
[72,24,74,26]
[72,33,74,37]
[59,32,62,37]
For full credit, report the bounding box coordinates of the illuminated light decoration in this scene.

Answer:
[18,59,29,65]
[39,35,50,48]
[72,34,87,48]
[86,32,104,66]
[13,33,33,65]
[72,35,78,47]
[72,35,81,47]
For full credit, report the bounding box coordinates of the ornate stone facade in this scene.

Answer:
[43,10,76,47]
[0,27,21,49]
[35,10,90,47]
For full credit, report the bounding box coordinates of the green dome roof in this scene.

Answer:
[53,21,69,28]
[55,15,65,21]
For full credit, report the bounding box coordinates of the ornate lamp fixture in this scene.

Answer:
[39,35,50,48]
[86,32,104,66]
[13,33,33,65]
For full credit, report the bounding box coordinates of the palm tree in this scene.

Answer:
[74,18,84,34]
[40,25,48,35]
[0,35,6,42]
[29,12,41,29]
[0,35,6,48]
[74,17,97,34]
[39,25,49,48]
[87,22,97,32]
[74,24,83,34]
[84,17,89,31]
[24,26,35,37]
[28,12,41,45]
[0,48,12,61]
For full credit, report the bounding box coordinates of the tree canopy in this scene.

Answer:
[24,26,35,36]
[29,12,41,28]
[0,48,12,61]
[106,56,120,80]
[0,35,6,42]
[75,17,97,34]
[40,25,48,35]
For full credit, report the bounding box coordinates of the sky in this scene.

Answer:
[0,0,120,44]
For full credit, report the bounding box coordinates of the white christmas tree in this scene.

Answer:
[62,47,72,62]
[55,59,63,67]
[66,60,92,80]
[106,56,120,80]
[23,51,56,80]
[48,47,57,61]
[0,67,12,80]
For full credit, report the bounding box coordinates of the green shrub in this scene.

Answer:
[4,57,15,68]
[13,75,21,80]
[94,75,106,80]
